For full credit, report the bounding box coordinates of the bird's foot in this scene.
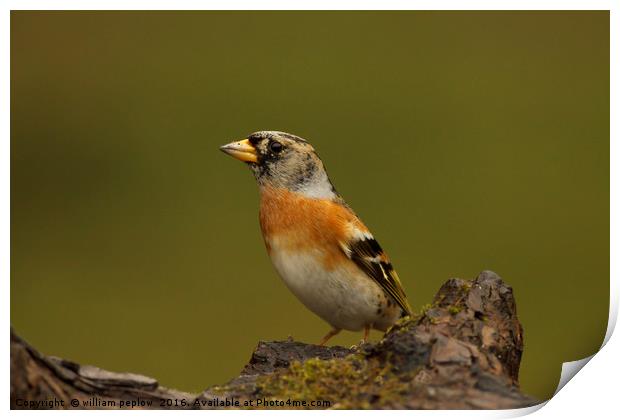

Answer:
[350,325,371,350]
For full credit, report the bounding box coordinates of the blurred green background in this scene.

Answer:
[10,11,609,401]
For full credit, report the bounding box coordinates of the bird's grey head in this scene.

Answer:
[220,131,337,199]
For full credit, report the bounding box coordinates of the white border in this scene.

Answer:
[3,2,616,419]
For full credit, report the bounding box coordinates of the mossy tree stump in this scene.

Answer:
[11,271,539,409]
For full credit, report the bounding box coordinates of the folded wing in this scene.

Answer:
[339,226,412,316]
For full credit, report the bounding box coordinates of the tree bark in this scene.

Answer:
[11,270,539,409]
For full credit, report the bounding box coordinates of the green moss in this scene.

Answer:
[419,303,432,315]
[448,305,462,315]
[254,354,415,409]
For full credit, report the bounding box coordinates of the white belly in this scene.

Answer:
[268,247,391,331]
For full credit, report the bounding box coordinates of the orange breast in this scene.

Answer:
[259,187,365,270]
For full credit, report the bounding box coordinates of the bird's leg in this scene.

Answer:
[361,325,371,344]
[318,328,342,346]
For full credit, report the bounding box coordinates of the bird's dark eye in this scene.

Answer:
[269,141,283,154]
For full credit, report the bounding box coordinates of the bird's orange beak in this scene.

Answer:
[219,139,258,163]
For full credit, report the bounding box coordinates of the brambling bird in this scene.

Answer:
[220,131,412,345]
